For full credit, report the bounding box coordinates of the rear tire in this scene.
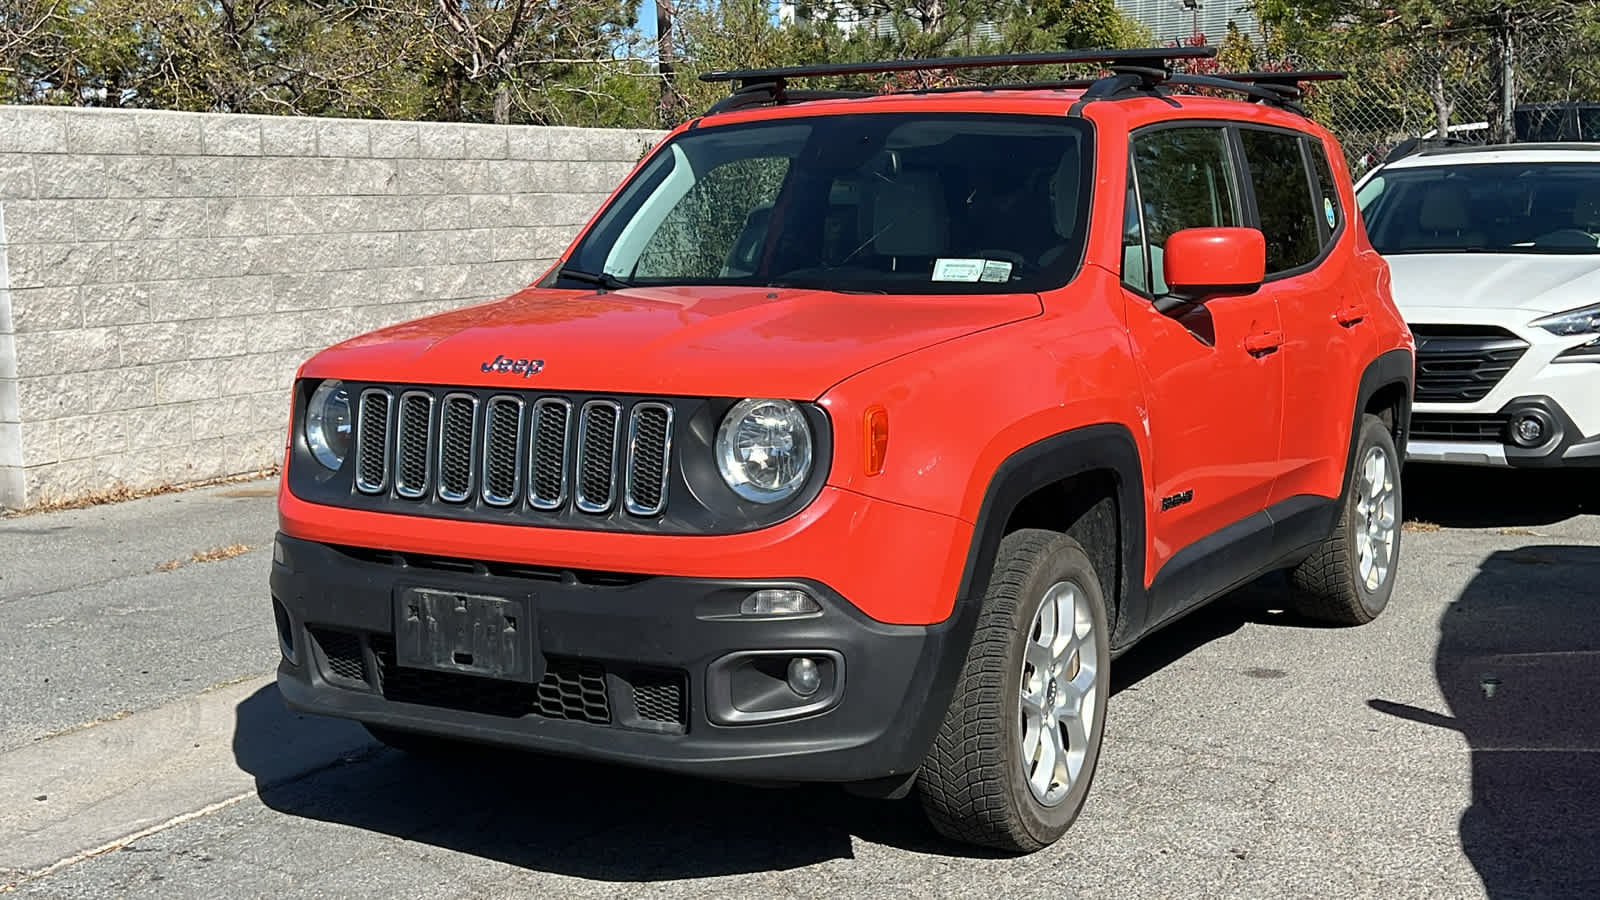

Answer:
[917,529,1111,852]
[1288,413,1402,625]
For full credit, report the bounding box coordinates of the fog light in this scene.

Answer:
[740,589,821,618]
[787,657,822,696]
[1514,415,1545,445]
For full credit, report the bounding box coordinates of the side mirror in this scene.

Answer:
[1157,227,1267,311]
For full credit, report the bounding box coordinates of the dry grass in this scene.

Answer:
[155,543,256,574]
[1403,520,1444,533]
[4,465,279,518]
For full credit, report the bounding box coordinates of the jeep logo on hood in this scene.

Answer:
[481,355,545,378]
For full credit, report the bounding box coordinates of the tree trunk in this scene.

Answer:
[1431,65,1454,139]
[1488,17,1517,144]
[656,0,676,127]
[493,81,511,124]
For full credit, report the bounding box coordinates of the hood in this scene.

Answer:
[301,284,1043,399]
[1384,253,1600,316]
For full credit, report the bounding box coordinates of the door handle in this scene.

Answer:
[1244,329,1285,356]
[1336,303,1369,327]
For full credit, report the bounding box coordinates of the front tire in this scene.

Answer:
[1288,413,1403,625]
[917,529,1111,852]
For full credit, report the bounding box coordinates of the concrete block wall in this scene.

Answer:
[0,106,663,509]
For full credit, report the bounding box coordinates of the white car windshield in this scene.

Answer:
[1358,161,1600,255]
[556,113,1092,294]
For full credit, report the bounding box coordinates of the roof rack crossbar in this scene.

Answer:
[699,47,1217,88]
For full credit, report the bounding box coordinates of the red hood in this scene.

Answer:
[300,285,1042,399]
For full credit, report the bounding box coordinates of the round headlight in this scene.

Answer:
[715,399,813,503]
[304,380,353,471]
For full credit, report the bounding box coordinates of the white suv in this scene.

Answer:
[1357,142,1600,468]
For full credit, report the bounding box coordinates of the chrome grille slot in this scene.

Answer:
[528,398,572,510]
[354,389,392,495]
[481,396,524,507]
[436,393,479,503]
[393,392,435,499]
[624,403,673,516]
[575,400,622,514]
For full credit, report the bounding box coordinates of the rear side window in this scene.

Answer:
[1307,141,1343,243]
[1240,129,1321,273]
[1123,127,1241,294]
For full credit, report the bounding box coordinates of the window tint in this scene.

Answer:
[1307,141,1342,243]
[1240,129,1321,273]
[1125,127,1240,294]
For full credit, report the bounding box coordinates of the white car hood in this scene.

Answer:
[1385,253,1600,316]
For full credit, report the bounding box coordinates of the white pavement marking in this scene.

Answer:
[0,674,374,879]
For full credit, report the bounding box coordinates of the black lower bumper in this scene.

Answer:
[270,535,961,785]
[1410,394,1600,468]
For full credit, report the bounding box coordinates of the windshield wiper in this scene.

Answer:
[558,266,630,291]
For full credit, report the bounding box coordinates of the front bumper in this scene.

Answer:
[1409,394,1600,468]
[270,534,962,784]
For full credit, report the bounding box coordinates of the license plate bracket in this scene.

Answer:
[394,587,540,683]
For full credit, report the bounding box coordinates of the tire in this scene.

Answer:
[917,529,1112,852]
[1288,413,1403,625]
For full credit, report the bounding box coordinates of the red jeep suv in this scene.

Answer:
[269,48,1415,851]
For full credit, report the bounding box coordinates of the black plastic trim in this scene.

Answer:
[271,534,953,783]
[1498,394,1600,468]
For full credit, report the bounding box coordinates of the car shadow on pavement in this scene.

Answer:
[1404,463,1600,528]
[232,686,993,880]
[1369,544,1600,899]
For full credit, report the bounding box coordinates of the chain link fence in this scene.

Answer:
[1292,24,1600,176]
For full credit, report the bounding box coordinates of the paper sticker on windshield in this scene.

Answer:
[933,258,985,282]
[980,260,1014,283]
[934,258,1013,283]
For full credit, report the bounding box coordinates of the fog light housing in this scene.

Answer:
[740,589,821,618]
[787,657,822,696]
[1515,416,1545,445]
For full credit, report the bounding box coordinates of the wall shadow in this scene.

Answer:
[1370,544,1600,898]
[1404,463,1600,528]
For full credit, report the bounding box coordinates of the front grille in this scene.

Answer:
[437,394,478,502]
[576,401,622,513]
[1411,413,1509,442]
[370,636,611,725]
[354,391,391,494]
[311,628,367,683]
[351,387,673,520]
[625,404,673,516]
[1411,325,1529,403]
[632,673,687,725]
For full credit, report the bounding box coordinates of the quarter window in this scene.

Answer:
[1240,129,1321,273]
[1123,127,1241,294]
[1307,140,1343,244]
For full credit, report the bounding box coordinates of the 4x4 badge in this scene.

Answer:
[480,355,545,378]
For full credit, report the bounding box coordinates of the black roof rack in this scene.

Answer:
[699,47,1217,89]
[696,49,1344,119]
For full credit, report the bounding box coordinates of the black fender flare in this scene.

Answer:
[890,424,1149,782]
[1345,348,1415,487]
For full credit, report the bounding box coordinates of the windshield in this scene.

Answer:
[1358,162,1600,255]
[556,113,1093,294]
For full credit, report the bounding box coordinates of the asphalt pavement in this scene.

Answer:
[1,466,1596,898]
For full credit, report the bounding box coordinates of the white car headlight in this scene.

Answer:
[716,399,813,503]
[304,380,353,471]
[1531,302,1600,336]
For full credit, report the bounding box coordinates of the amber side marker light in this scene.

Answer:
[864,406,889,476]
